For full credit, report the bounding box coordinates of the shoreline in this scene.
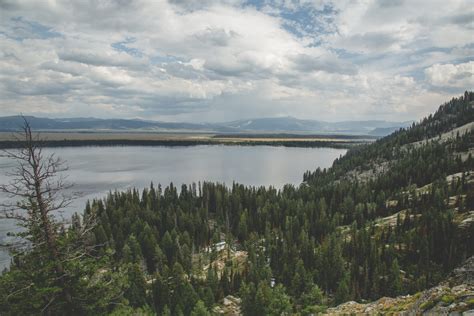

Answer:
[0,139,365,149]
[0,132,373,149]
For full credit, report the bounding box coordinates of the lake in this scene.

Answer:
[0,145,346,270]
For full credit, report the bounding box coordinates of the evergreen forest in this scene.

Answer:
[0,92,473,315]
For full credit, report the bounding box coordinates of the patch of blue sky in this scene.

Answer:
[242,0,266,10]
[244,0,337,45]
[2,17,61,41]
[111,37,143,57]
[283,6,335,36]
[150,54,184,65]
[329,48,362,59]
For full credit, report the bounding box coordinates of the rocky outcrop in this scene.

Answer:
[326,256,474,315]
[213,295,241,315]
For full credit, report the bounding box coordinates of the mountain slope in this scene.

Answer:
[0,92,472,315]
[0,116,209,132]
[327,256,474,314]
[0,115,410,135]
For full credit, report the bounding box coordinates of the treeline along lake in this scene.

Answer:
[0,144,346,270]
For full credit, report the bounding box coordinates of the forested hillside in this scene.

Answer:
[0,93,473,315]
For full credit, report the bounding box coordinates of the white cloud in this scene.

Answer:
[0,0,472,121]
[425,62,474,88]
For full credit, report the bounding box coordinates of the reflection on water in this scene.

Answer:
[0,145,346,270]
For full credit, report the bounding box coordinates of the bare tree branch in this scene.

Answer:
[0,117,87,307]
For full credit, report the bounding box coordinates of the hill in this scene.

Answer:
[368,126,403,136]
[327,256,474,314]
[0,115,409,136]
[222,117,409,134]
[0,115,208,132]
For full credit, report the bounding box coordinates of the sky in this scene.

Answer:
[0,0,472,123]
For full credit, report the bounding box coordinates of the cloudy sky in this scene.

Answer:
[0,0,472,122]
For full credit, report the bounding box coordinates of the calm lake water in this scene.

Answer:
[0,145,346,269]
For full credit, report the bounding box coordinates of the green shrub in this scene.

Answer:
[420,299,439,311]
[440,295,455,305]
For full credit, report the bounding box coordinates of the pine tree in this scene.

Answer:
[335,273,350,305]
[190,300,211,316]
[388,258,403,296]
[125,263,147,308]
[0,120,124,314]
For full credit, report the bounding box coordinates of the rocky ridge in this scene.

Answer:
[326,256,474,315]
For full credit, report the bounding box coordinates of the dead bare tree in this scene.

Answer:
[0,118,97,309]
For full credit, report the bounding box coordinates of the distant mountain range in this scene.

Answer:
[0,116,412,136]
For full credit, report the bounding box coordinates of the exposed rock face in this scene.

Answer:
[326,256,474,315]
[213,295,242,315]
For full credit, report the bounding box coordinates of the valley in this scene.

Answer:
[0,131,372,149]
[1,93,472,315]
[1,1,472,314]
